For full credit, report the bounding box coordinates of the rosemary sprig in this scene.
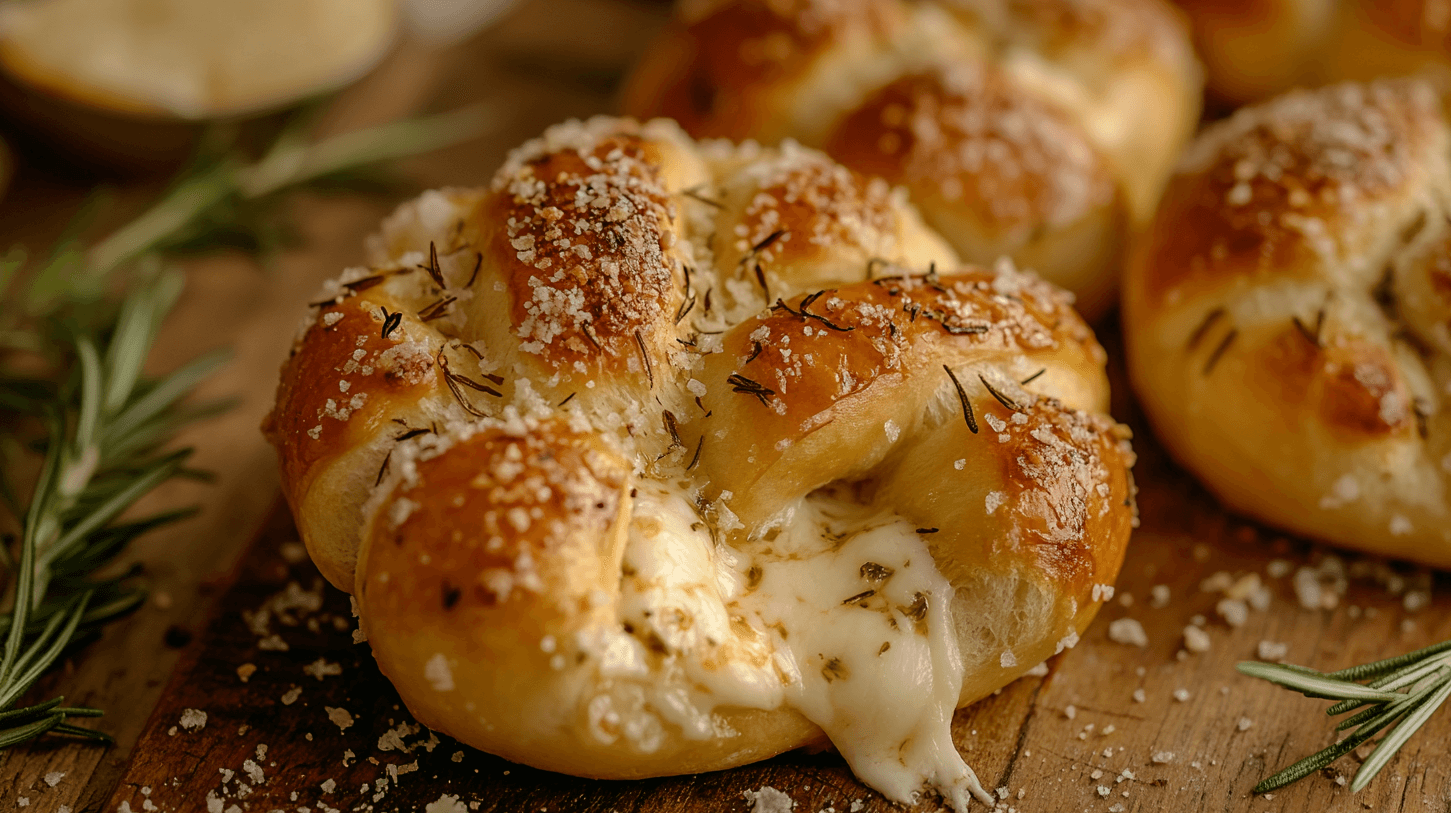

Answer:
[1238,640,1451,792]
[2,104,489,352]
[0,274,227,745]
[0,104,489,748]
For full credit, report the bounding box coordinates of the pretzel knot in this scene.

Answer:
[1126,79,1451,568]
[265,117,1135,807]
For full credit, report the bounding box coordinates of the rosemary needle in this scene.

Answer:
[0,105,488,748]
[1238,642,1451,793]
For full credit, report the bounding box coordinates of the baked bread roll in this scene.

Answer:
[1175,0,1451,105]
[1125,79,1451,568]
[264,117,1136,807]
[621,0,1203,319]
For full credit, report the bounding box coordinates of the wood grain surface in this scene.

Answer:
[88,324,1451,813]
[0,1,1448,812]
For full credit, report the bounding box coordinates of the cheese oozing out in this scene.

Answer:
[590,482,992,810]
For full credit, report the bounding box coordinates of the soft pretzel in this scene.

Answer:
[264,117,1136,807]
[1125,79,1451,568]
[621,0,1202,318]
[1174,0,1451,105]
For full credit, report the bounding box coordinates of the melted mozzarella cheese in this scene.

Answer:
[596,482,992,810]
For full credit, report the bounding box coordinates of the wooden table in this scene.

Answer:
[1,2,1447,811]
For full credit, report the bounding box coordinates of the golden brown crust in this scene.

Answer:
[474,133,679,371]
[269,116,1135,787]
[824,67,1116,237]
[1138,80,1442,308]
[620,0,902,140]
[1125,79,1451,567]
[623,0,1202,318]
[361,422,629,626]
[263,289,453,588]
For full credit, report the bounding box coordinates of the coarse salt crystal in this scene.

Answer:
[1216,598,1249,627]
[1173,688,1191,702]
[985,491,1006,515]
[424,795,468,813]
[1226,573,1262,600]
[303,658,342,680]
[1151,751,1175,764]
[1404,590,1430,613]
[179,709,207,731]
[1293,567,1323,610]
[325,706,353,730]
[742,786,795,813]
[1108,618,1148,647]
[426,653,456,691]
[1258,640,1289,660]
[1200,571,1233,593]
[1183,625,1211,653]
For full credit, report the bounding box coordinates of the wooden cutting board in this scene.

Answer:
[88,321,1451,813]
[0,1,1448,811]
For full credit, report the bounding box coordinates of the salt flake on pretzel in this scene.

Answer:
[264,116,1135,808]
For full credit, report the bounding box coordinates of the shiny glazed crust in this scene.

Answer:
[1125,79,1451,566]
[622,0,1203,318]
[264,117,1136,782]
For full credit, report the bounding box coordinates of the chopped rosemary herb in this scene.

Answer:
[977,374,1024,412]
[751,230,785,255]
[379,307,402,340]
[681,186,724,209]
[1291,315,1321,348]
[944,366,978,434]
[1185,306,1227,351]
[1202,328,1238,375]
[417,295,456,322]
[420,241,445,289]
[634,330,653,388]
[686,437,703,471]
[726,373,774,407]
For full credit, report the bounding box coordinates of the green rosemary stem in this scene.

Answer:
[1239,642,1451,795]
[89,104,490,276]
[0,101,490,749]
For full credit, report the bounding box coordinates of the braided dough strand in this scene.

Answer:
[266,117,1134,806]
